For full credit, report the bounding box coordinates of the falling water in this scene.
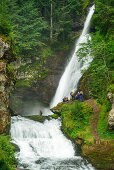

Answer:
[11,5,95,170]
[51,5,95,108]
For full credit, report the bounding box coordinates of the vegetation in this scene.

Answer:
[1,0,83,61]
[97,103,113,139]
[60,101,94,144]
[76,0,114,138]
[15,79,30,88]
[0,135,16,170]
[0,0,114,169]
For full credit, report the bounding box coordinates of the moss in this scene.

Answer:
[27,114,59,122]
[15,80,30,87]
[51,102,67,111]
[26,115,44,121]
[82,141,114,169]
[50,114,59,119]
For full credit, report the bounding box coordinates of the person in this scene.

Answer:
[66,97,69,101]
[63,96,69,102]
[63,96,66,102]
[40,109,43,115]
[80,91,83,102]
[75,92,80,100]
[70,91,74,101]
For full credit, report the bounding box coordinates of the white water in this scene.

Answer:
[51,5,95,108]
[11,5,95,170]
[11,116,95,170]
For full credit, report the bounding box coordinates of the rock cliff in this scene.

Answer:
[0,38,13,134]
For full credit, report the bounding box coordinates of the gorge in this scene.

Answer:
[0,0,113,169]
[10,5,96,170]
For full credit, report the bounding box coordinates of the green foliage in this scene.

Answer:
[6,0,84,61]
[7,64,17,81]
[77,0,114,105]
[97,102,114,139]
[77,18,113,105]
[0,135,16,169]
[50,114,59,119]
[92,0,114,36]
[107,84,114,93]
[15,80,30,88]
[61,101,94,143]
[69,101,93,122]
[0,0,11,36]
[81,0,91,10]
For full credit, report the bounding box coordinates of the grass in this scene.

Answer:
[60,101,94,144]
[97,102,114,139]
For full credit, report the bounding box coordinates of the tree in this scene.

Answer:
[8,0,48,60]
[92,0,114,36]
[0,0,11,35]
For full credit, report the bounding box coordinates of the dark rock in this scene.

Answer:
[35,158,47,164]
[11,142,20,152]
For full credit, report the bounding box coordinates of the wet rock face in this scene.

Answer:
[0,38,11,134]
[107,92,114,130]
[32,52,67,103]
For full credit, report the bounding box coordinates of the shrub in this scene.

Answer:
[0,135,16,170]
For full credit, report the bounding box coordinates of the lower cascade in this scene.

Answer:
[10,5,95,170]
[11,116,95,170]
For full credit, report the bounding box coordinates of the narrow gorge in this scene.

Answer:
[10,5,95,170]
[0,0,113,170]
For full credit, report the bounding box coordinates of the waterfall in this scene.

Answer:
[11,116,95,170]
[50,5,95,108]
[10,5,95,170]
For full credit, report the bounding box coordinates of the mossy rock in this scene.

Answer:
[26,114,59,123]
[26,115,46,123]
[82,141,114,169]
[49,114,59,119]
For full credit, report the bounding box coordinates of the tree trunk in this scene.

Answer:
[50,2,53,40]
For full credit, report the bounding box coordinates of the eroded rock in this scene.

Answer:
[0,38,10,58]
[107,92,114,130]
[0,38,13,134]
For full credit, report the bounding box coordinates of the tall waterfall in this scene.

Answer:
[11,5,95,170]
[51,5,95,108]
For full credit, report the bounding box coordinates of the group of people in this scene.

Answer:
[63,91,84,102]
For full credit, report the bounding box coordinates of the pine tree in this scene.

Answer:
[0,0,11,35]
